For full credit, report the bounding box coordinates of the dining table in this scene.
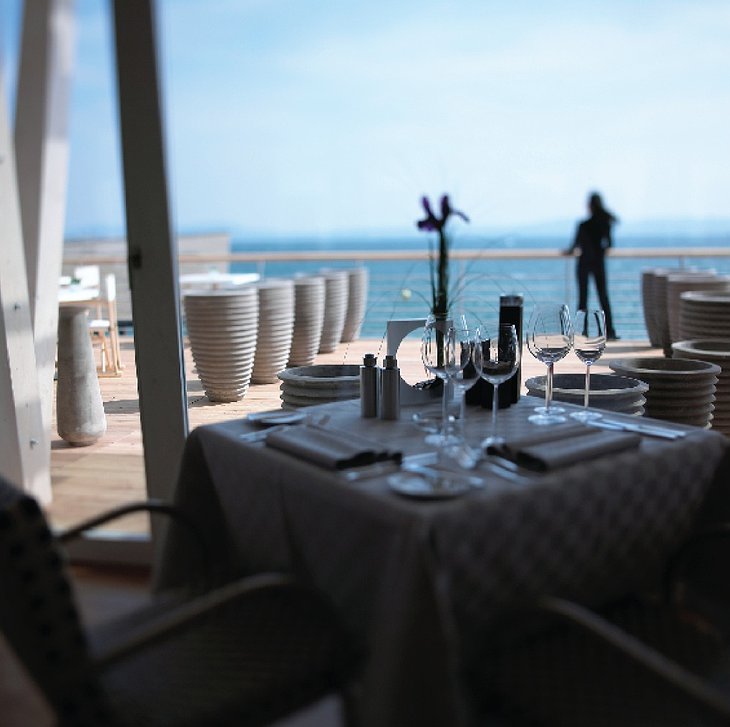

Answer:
[157,396,730,727]
[58,282,100,305]
[178,270,260,290]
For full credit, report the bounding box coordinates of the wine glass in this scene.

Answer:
[420,314,453,445]
[473,323,520,447]
[445,324,482,447]
[570,309,606,422]
[526,303,573,426]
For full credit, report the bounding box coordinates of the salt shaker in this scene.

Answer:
[380,354,400,420]
[360,353,379,417]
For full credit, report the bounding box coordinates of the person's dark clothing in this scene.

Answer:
[571,214,617,338]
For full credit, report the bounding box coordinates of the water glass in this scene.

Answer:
[570,309,606,422]
[526,303,573,425]
[473,323,520,447]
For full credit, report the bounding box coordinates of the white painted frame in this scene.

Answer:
[0,66,50,503]
[112,0,189,569]
[15,0,75,447]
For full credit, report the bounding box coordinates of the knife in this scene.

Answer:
[586,418,686,440]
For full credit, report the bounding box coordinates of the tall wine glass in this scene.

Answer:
[526,303,573,426]
[473,323,520,447]
[420,314,453,445]
[445,325,482,446]
[570,309,606,422]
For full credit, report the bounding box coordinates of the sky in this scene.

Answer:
[2,0,730,239]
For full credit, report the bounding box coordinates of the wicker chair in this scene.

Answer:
[0,475,360,727]
[475,527,730,726]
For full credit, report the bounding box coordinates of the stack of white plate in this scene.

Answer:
[666,274,730,344]
[318,270,349,353]
[679,290,730,341]
[287,275,326,367]
[277,364,360,409]
[251,279,295,384]
[183,288,259,402]
[652,269,713,355]
[525,373,648,416]
[672,339,730,436]
[340,267,369,342]
[609,357,720,428]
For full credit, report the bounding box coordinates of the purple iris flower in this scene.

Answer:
[416,194,469,231]
[415,194,469,321]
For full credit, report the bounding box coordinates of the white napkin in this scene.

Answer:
[487,423,641,472]
[266,425,402,470]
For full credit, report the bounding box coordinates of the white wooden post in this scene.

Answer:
[0,71,51,503]
[112,0,189,503]
[15,0,75,444]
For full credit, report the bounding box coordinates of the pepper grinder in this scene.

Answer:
[380,354,400,420]
[360,353,379,418]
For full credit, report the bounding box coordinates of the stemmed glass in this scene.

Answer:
[526,303,573,426]
[421,314,450,445]
[570,309,607,422]
[445,323,482,447]
[473,323,520,447]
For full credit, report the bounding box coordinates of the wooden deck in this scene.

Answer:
[48,334,661,533]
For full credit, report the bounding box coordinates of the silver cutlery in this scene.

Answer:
[239,424,290,442]
[405,449,533,485]
[345,454,441,483]
[479,455,535,483]
[586,418,686,440]
[343,460,402,481]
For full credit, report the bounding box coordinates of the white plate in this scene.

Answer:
[247,410,306,426]
[387,470,476,499]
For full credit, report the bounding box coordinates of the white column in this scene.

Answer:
[0,70,51,503]
[15,0,75,443]
[112,0,189,499]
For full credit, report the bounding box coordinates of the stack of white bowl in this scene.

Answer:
[679,290,730,341]
[340,267,369,342]
[652,269,711,355]
[251,279,295,384]
[525,373,648,416]
[287,275,326,367]
[666,273,730,345]
[609,357,720,428]
[672,339,730,436]
[277,364,360,409]
[183,288,259,402]
[318,270,349,353]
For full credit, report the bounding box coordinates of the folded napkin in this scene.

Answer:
[487,423,641,472]
[266,425,402,470]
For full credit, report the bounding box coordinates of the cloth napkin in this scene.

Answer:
[266,425,402,470]
[487,422,641,472]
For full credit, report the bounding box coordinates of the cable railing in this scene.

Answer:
[63,246,730,342]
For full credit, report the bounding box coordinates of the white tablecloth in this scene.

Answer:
[159,397,730,727]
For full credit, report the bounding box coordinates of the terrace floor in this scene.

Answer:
[48,334,663,534]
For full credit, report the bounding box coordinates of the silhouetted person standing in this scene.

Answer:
[565,192,619,340]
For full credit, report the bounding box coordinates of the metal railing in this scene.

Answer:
[63,246,730,341]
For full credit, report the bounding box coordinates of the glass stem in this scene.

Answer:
[459,389,467,442]
[545,361,554,413]
[584,364,591,408]
[491,383,499,438]
[440,378,449,439]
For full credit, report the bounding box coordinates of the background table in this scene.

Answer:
[178,271,260,290]
[159,397,730,727]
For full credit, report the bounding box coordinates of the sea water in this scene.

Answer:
[229,233,730,342]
